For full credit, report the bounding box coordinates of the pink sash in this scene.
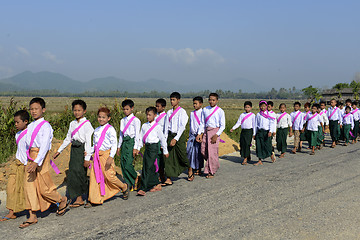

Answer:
[16,129,27,145]
[122,116,136,135]
[193,110,201,125]
[205,106,219,123]
[303,111,310,120]
[143,122,158,143]
[241,112,254,125]
[277,112,287,124]
[169,107,182,122]
[351,109,359,115]
[307,113,318,121]
[292,111,301,125]
[328,107,338,120]
[71,119,90,139]
[93,124,111,196]
[26,120,60,174]
[343,113,351,120]
[156,112,166,123]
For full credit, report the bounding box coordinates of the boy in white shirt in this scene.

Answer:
[351,101,360,143]
[341,106,354,146]
[290,102,304,154]
[276,103,292,158]
[155,98,167,182]
[304,104,324,155]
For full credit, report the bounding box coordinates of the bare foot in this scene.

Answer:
[271,154,276,163]
[279,153,285,158]
[254,160,263,166]
[242,158,248,165]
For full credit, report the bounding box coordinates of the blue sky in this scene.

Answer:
[0,0,360,91]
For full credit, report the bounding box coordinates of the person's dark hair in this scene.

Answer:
[345,106,351,111]
[72,99,87,110]
[14,110,30,122]
[244,101,252,107]
[352,101,358,106]
[320,101,326,106]
[267,101,274,107]
[338,102,344,107]
[279,103,286,109]
[259,100,267,106]
[170,92,181,99]
[122,99,134,108]
[146,106,157,115]
[294,101,301,107]
[304,102,311,108]
[209,93,219,99]
[345,99,352,104]
[29,97,46,108]
[312,104,319,109]
[156,98,167,107]
[193,96,203,103]
[98,107,111,117]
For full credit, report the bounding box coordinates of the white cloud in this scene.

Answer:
[42,51,63,63]
[145,48,225,65]
[17,46,30,56]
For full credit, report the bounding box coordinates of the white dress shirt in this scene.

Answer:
[327,107,342,122]
[57,117,94,161]
[155,112,167,134]
[189,108,203,136]
[319,111,329,126]
[232,112,255,130]
[25,117,53,166]
[199,105,226,136]
[16,129,28,165]
[253,111,276,135]
[92,123,117,158]
[276,112,292,129]
[342,112,354,129]
[290,111,304,131]
[164,107,189,141]
[118,113,141,148]
[352,108,360,121]
[305,113,322,131]
[135,121,169,155]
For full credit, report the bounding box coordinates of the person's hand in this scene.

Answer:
[53,152,60,159]
[301,129,305,133]
[84,151,87,157]
[170,139,177,147]
[105,157,113,171]
[253,136,256,140]
[272,132,276,137]
[211,134,218,144]
[164,153,169,158]
[289,132,293,137]
[230,129,234,133]
[340,125,343,129]
[26,161,38,173]
[133,149,139,158]
[196,134,202,143]
[83,160,90,168]
[268,132,272,137]
[116,148,120,156]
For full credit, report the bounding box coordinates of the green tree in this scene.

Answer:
[350,80,360,100]
[302,85,319,103]
[332,83,350,99]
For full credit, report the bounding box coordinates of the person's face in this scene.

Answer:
[346,102,352,106]
[146,110,156,122]
[294,104,300,111]
[311,107,317,114]
[317,108,321,113]
[345,108,350,114]
[260,104,267,111]
[73,104,86,119]
[244,105,252,112]
[339,105,344,109]
[14,116,28,131]
[193,100,202,110]
[352,104,357,109]
[304,106,310,112]
[122,105,133,116]
[267,105,273,111]
[279,105,286,113]
[156,103,165,113]
[170,97,180,107]
[98,111,110,126]
[330,100,336,107]
[29,102,45,120]
[320,103,326,109]
[208,96,218,107]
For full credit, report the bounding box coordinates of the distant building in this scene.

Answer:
[322,88,355,104]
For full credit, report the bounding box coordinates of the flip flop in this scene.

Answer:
[123,183,130,200]
[19,220,38,229]
[137,190,146,196]
[0,216,16,221]
[69,202,84,208]
[187,174,194,182]
[84,202,93,208]
[56,199,69,216]
[161,182,173,186]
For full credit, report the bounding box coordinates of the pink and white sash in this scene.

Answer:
[16,129,27,145]
[26,120,60,174]
[241,112,254,125]
[277,112,287,124]
[343,113,351,120]
[205,106,219,124]
[93,124,111,196]
[307,113,318,122]
[292,111,302,125]
[351,109,359,115]
[156,112,166,123]
[122,116,136,135]
[303,111,310,120]
[71,119,90,139]
[193,110,201,125]
[169,107,182,122]
[328,107,338,120]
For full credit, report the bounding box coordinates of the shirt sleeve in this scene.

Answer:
[198,110,205,134]
[34,123,52,166]
[164,113,169,140]
[57,122,72,153]
[232,114,242,130]
[135,125,144,151]
[84,123,94,161]
[351,115,354,130]
[158,126,169,155]
[269,116,276,133]
[134,118,141,150]
[216,109,226,136]
[253,114,258,136]
[117,119,124,148]
[109,127,118,158]
[174,110,188,141]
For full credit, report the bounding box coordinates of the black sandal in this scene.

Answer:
[187,174,194,181]
[123,184,130,200]
[56,199,69,216]
[19,220,38,229]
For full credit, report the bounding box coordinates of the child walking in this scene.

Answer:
[276,103,292,158]
[304,104,324,155]
[1,110,29,222]
[300,102,311,150]
[187,96,204,179]
[163,92,190,185]
[341,106,354,146]
[230,101,255,165]
[116,99,141,190]
[351,101,360,143]
[87,107,129,207]
[290,102,304,154]
[54,100,94,208]
[134,107,169,196]
[21,98,68,228]
[155,98,167,182]
[327,99,342,148]
[267,101,277,162]
[316,105,325,149]
[253,101,276,165]
[198,93,226,178]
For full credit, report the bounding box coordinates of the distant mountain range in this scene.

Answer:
[0,71,262,93]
